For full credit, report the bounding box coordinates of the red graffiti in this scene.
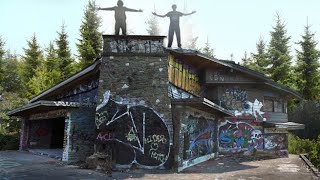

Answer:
[36,127,49,137]
[194,132,211,142]
[96,132,115,141]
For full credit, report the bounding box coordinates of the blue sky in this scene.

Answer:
[1,0,320,62]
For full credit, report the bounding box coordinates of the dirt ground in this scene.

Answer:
[0,151,317,180]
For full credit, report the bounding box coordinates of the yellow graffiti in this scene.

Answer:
[168,55,200,95]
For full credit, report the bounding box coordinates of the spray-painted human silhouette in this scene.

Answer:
[98,0,143,35]
[153,5,196,48]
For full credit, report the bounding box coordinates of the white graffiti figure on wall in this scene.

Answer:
[235,99,265,120]
[95,90,171,168]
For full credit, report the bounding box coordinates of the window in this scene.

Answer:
[263,97,286,113]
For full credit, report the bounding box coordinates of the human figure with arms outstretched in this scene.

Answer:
[98,0,142,35]
[153,4,196,48]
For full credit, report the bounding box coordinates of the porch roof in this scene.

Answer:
[171,97,234,117]
[265,121,305,130]
[7,100,94,117]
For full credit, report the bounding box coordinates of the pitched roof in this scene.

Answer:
[166,48,302,99]
[29,59,101,103]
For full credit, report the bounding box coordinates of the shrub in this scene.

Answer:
[289,133,320,170]
[0,133,19,150]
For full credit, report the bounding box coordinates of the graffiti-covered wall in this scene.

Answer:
[29,120,53,149]
[219,119,263,155]
[177,107,218,171]
[95,35,172,169]
[63,108,96,162]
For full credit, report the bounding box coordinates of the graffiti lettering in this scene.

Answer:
[106,38,164,54]
[220,87,247,111]
[144,135,167,144]
[95,90,171,168]
[96,132,115,141]
[150,151,167,163]
[126,127,138,142]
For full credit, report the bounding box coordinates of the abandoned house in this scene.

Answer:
[8,35,304,172]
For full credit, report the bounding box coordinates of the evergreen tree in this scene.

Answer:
[241,51,254,68]
[146,14,160,35]
[295,24,320,100]
[45,42,59,71]
[250,37,269,75]
[267,14,292,86]
[77,0,102,69]
[2,52,24,94]
[26,64,52,98]
[201,38,215,58]
[0,37,5,84]
[21,34,43,85]
[45,42,62,86]
[56,24,75,79]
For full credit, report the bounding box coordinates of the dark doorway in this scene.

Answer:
[50,118,65,148]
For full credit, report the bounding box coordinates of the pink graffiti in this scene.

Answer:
[96,132,115,141]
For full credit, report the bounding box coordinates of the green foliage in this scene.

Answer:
[56,24,76,79]
[0,91,28,133]
[309,135,320,169]
[26,64,61,98]
[2,52,24,94]
[0,37,5,83]
[289,101,320,140]
[77,0,102,69]
[0,133,19,150]
[295,24,320,100]
[248,38,269,75]
[289,133,320,169]
[146,15,160,36]
[21,34,44,85]
[288,133,313,154]
[201,39,215,58]
[267,14,293,87]
[241,51,252,67]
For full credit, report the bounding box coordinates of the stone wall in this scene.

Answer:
[62,108,96,163]
[95,35,173,169]
[29,120,53,149]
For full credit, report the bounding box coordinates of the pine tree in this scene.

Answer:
[201,38,215,58]
[241,51,253,67]
[250,37,269,75]
[185,36,199,50]
[77,0,102,69]
[2,52,24,94]
[26,64,52,98]
[267,14,292,86]
[45,42,59,71]
[21,34,43,85]
[0,37,5,84]
[56,24,75,79]
[146,14,160,35]
[295,24,320,100]
[45,42,62,86]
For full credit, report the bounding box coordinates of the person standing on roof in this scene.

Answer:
[98,0,143,35]
[153,4,196,48]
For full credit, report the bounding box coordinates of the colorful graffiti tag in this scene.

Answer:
[95,90,171,168]
[180,115,217,161]
[220,87,248,111]
[264,134,288,157]
[218,120,263,153]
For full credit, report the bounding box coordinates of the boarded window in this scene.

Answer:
[264,99,273,112]
[274,100,283,112]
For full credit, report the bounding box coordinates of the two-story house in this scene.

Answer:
[8,35,303,172]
